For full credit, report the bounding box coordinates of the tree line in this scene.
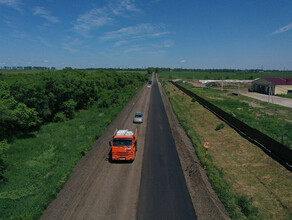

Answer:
[0,69,147,141]
[0,66,55,70]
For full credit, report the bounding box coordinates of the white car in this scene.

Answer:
[133,112,143,123]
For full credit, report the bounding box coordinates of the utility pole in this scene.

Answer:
[238,83,240,95]
[221,77,224,91]
[268,82,274,104]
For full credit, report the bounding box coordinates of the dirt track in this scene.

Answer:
[41,83,152,220]
[41,76,229,220]
[240,90,292,108]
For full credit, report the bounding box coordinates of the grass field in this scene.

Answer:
[277,94,292,99]
[158,70,292,80]
[0,83,142,219]
[163,82,292,219]
[177,83,292,149]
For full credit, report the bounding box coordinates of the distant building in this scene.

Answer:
[251,78,292,95]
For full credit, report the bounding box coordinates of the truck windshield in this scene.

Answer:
[113,138,132,146]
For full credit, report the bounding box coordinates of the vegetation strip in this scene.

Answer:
[158,69,292,81]
[171,81,292,172]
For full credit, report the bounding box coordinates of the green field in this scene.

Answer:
[158,70,292,80]
[178,83,292,149]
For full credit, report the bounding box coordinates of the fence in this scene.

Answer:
[171,81,292,172]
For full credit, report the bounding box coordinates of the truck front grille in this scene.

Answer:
[117,152,131,156]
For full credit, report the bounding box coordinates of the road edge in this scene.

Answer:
[157,78,230,220]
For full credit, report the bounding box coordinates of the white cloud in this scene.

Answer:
[33,7,60,23]
[110,0,140,16]
[155,40,174,48]
[11,30,26,39]
[113,40,128,47]
[37,37,54,47]
[101,24,169,40]
[73,1,141,37]
[62,37,81,53]
[180,60,186,63]
[121,39,173,54]
[124,45,143,54]
[0,0,23,11]
[272,22,292,35]
[74,8,112,36]
[146,32,170,37]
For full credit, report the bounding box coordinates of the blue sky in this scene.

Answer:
[0,0,292,69]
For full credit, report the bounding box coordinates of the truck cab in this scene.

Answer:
[111,129,138,161]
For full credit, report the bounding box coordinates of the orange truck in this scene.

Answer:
[111,129,138,161]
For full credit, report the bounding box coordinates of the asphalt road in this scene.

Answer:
[137,79,197,219]
[41,77,198,220]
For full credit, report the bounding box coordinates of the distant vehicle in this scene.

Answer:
[133,112,143,123]
[111,129,138,161]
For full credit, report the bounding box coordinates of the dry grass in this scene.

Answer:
[165,83,292,219]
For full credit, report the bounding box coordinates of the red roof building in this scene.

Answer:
[252,78,292,95]
[264,78,292,85]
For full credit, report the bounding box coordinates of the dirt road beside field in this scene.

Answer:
[41,83,152,220]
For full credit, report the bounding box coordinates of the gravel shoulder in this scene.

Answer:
[158,78,230,220]
[41,83,152,220]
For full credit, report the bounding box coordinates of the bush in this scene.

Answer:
[237,195,259,218]
[215,123,225,131]
[206,82,220,87]
[53,112,67,122]
[0,140,9,182]
[62,99,77,119]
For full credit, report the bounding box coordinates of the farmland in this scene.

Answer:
[158,69,292,80]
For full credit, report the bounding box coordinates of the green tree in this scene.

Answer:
[147,67,154,74]
[0,140,9,182]
[62,99,77,119]
[14,103,40,130]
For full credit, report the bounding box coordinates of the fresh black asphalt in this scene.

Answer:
[137,79,197,219]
